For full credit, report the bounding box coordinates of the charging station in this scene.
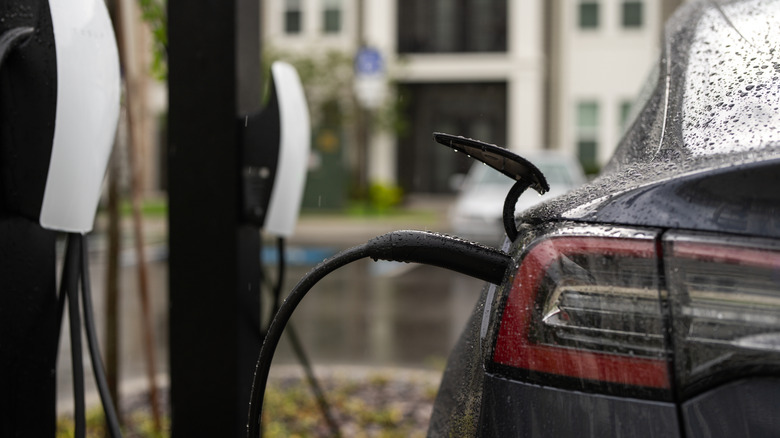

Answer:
[239,61,311,236]
[0,0,119,436]
[1,0,311,435]
[169,1,312,435]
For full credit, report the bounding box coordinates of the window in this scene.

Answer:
[397,0,507,53]
[397,82,507,192]
[323,0,341,33]
[579,1,599,29]
[622,1,643,28]
[284,0,302,34]
[577,101,600,174]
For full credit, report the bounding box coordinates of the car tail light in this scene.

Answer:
[491,234,672,400]
[664,233,780,398]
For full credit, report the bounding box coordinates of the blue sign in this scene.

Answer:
[355,47,384,76]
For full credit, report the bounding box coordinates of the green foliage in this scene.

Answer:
[263,47,355,128]
[581,162,602,176]
[263,46,407,136]
[128,411,170,438]
[56,407,171,438]
[119,198,168,217]
[369,182,403,214]
[448,414,477,438]
[56,372,436,437]
[347,182,404,216]
[263,373,437,437]
[56,408,109,438]
[136,0,168,80]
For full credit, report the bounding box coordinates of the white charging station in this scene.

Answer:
[263,62,311,237]
[39,0,120,233]
[240,61,311,237]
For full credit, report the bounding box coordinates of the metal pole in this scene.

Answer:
[168,0,262,436]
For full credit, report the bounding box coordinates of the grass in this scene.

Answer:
[119,198,168,218]
[97,198,168,219]
[56,371,439,438]
[263,372,437,438]
[56,409,169,438]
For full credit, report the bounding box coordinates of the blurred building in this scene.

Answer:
[262,0,683,195]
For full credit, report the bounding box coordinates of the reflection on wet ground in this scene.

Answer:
[273,259,483,368]
[57,246,484,410]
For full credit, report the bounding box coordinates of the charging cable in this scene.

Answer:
[432,132,549,242]
[0,26,34,68]
[259,236,342,437]
[246,230,511,437]
[57,233,122,438]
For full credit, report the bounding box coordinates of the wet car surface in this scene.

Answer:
[429,0,780,436]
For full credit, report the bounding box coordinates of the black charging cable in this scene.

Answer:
[502,179,537,242]
[0,26,34,69]
[80,234,123,437]
[268,236,285,323]
[260,237,342,437]
[247,230,511,437]
[58,234,86,437]
[57,233,123,438]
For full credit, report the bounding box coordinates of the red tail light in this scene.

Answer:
[491,234,672,399]
[664,233,780,398]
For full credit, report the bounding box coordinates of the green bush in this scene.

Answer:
[368,183,403,214]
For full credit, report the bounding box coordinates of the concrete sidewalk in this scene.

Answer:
[92,194,456,253]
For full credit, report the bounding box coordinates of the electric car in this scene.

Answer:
[428,0,780,436]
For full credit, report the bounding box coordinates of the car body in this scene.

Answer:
[429,0,780,436]
[450,154,586,246]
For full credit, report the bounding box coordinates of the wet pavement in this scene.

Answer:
[57,195,489,412]
[272,259,483,368]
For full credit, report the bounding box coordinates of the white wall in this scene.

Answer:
[263,0,667,184]
[558,0,662,164]
[507,0,545,154]
[395,0,546,157]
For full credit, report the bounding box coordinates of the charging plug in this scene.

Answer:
[366,230,511,284]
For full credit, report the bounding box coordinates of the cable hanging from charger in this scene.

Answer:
[57,233,123,438]
[247,230,512,437]
[260,236,342,437]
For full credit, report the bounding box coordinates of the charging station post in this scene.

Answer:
[168,0,264,436]
[0,0,119,434]
[0,4,58,435]
[0,219,58,437]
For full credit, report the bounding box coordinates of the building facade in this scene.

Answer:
[262,0,682,195]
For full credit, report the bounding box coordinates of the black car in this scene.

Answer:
[428,0,780,436]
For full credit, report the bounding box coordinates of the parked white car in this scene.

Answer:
[450,152,586,245]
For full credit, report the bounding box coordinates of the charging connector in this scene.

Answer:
[365,230,511,284]
[247,230,511,437]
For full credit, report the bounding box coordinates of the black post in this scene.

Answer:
[0,218,57,437]
[0,1,59,435]
[168,0,262,436]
